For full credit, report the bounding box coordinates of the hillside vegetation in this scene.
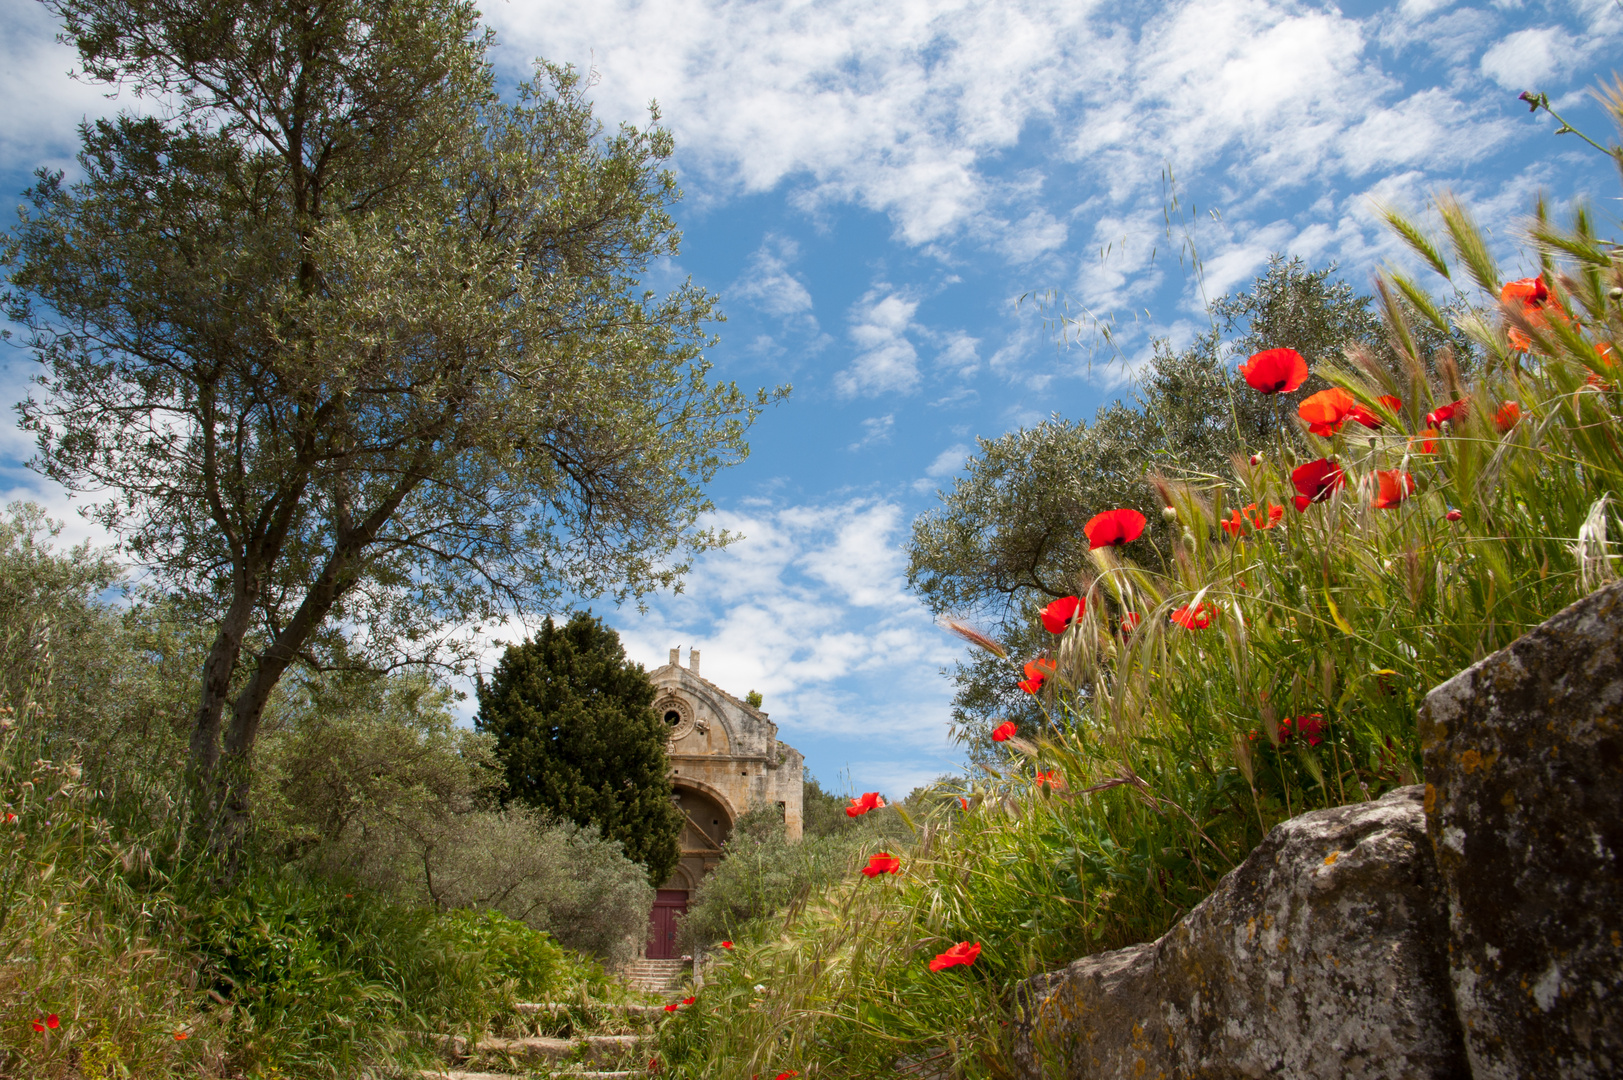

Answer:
[651,90,1623,1079]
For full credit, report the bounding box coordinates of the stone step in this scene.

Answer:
[516,1001,670,1018]
[622,957,691,993]
[476,1033,646,1063]
[418,1065,632,1071]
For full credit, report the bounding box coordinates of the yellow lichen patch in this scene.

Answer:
[1501,789,1516,809]
[1323,851,1341,866]
[1424,783,1437,815]
[1458,748,1499,774]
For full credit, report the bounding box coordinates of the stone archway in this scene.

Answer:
[643,779,739,957]
[665,780,735,891]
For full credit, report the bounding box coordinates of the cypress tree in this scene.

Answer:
[477,613,683,884]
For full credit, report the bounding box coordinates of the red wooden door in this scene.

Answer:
[646,890,688,958]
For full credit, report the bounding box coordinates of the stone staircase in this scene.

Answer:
[622,957,690,994]
[416,1000,669,1080]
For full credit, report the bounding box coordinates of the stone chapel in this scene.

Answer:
[643,647,804,959]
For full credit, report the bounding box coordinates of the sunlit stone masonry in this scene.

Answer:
[642,648,804,960]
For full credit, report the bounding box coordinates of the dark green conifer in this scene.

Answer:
[477,613,683,884]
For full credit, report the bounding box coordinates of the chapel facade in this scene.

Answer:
[643,647,803,958]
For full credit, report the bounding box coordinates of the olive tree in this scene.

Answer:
[2,0,776,858]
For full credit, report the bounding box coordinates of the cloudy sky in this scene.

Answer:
[2,0,1619,797]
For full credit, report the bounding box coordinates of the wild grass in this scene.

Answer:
[654,95,1623,1079]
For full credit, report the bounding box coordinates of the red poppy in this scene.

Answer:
[1292,495,1310,512]
[1425,398,1468,426]
[1019,658,1056,695]
[720,941,734,949]
[1040,596,1084,633]
[845,792,885,817]
[31,1021,43,1033]
[174,1031,190,1041]
[664,1002,679,1012]
[1119,612,1142,634]
[1295,715,1326,747]
[682,996,696,1005]
[1084,508,1147,550]
[1410,428,1439,454]
[1372,470,1416,509]
[1273,714,1326,747]
[1170,603,1214,629]
[2,813,14,823]
[1348,395,1402,429]
[1291,458,1345,508]
[991,720,1018,741]
[1297,388,1359,437]
[1226,502,1285,534]
[1501,276,1548,308]
[45,1015,58,1030]
[1239,348,1309,393]
[1494,401,1520,432]
[1445,508,1463,522]
[1034,769,1064,789]
[1501,276,1567,350]
[959,796,970,810]
[862,852,902,877]
[929,942,982,972]
[776,1072,801,1080]
[1589,342,1617,388]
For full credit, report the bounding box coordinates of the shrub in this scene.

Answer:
[677,802,910,952]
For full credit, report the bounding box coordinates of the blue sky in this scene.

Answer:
[2,0,1620,798]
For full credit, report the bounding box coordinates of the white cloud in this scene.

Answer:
[1479,27,1570,90]
[849,414,894,451]
[836,287,922,396]
[731,234,815,318]
[911,442,971,493]
[935,330,981,377]
[924,444,971,479]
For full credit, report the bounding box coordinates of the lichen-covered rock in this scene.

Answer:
[1015,785,1467,1079]
[1418,580,1623,1080]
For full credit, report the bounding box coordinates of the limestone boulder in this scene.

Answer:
[1418,580,1623,1079]
[1015,785,1468,1079]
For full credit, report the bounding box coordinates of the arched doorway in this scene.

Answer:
[645,781,735,958]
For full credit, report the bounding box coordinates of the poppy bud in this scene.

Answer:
[1161,505,1177,521]
[1249,455,1260,466]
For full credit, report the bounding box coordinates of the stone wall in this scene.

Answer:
[1015,581,1623,1079]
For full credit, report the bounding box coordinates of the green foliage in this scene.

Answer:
[3,0,776,848]
[257,667,655,966]
[660,100,1623,1077]
[677,801,910,953]
[190,874,582,1075]
[256,671,499,861]
[800,773,862,839]
[478,612,684,884]
[0,722,226,1080]
[0,514,651,1075]
[910,256,1474,751]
